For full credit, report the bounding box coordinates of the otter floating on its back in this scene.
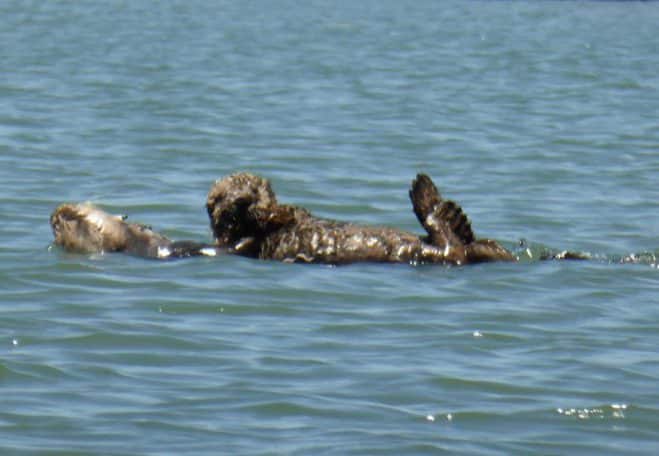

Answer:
[50,203,220,259]
[205,172,515,265]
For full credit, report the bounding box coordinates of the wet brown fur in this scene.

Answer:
[50,203,217,259]
[206,173,515,265]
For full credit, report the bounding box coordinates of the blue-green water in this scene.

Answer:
[2,1,659,454]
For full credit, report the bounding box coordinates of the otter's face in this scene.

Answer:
[50,203,128,253]
[206,173,277,247]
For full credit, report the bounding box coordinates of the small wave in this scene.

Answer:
[556,403,629,420]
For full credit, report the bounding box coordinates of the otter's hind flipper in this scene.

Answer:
[436,200,475,245]
[410,174,441,231]
[409,174,475,246]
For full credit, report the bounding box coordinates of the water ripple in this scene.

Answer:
[2,0,659,454]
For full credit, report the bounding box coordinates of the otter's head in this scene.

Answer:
[50,203,128,253]
[206,173,278,247]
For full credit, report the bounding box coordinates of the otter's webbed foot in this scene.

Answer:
[409,174,474,247]
[410,173,441,230]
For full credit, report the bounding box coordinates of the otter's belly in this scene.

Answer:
[261,222,456,264]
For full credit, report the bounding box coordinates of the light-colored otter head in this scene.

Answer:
[50,203,129,253]
[206,173,278,247]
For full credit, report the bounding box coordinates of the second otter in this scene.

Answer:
[50,203,220,259]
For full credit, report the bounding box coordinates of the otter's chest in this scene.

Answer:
[261,220,424,264]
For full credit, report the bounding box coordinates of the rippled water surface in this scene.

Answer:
[2,1,659,454]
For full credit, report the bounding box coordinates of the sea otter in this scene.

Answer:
[50,203,220,259]
[206,172,515,265]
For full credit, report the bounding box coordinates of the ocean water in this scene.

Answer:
[2,0,659,454]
